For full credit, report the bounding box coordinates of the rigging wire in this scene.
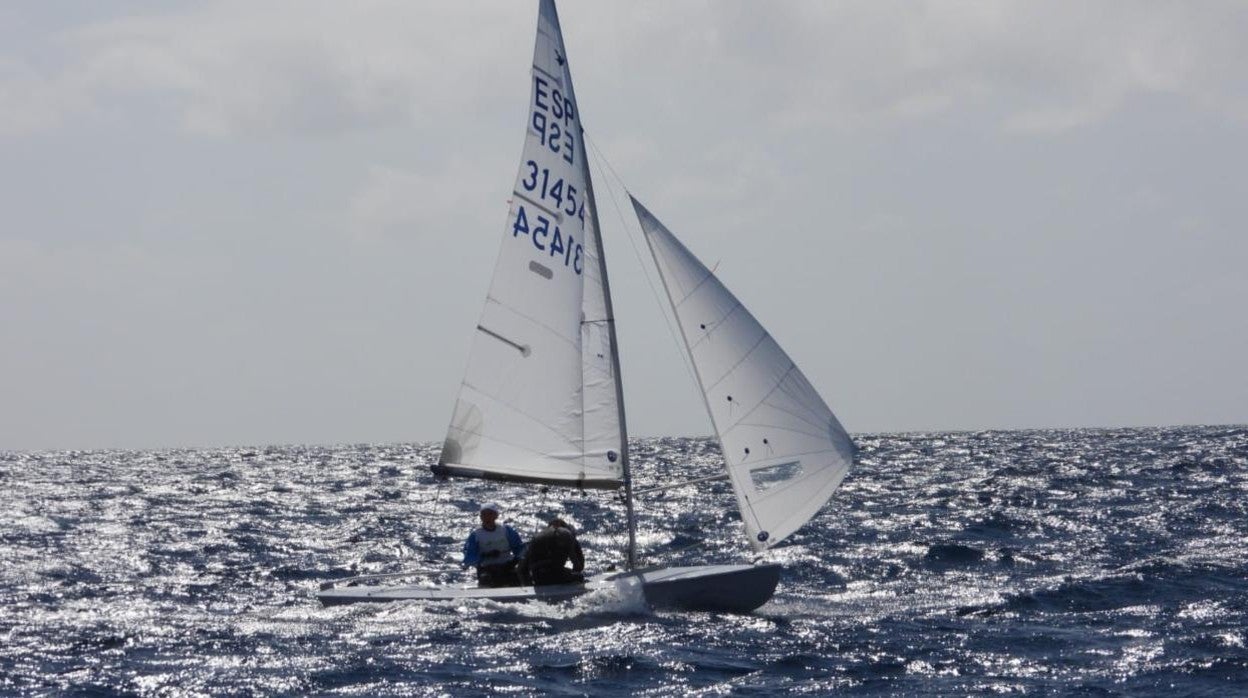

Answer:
[584,133,702,401]
[585,134,757,558]
[585,135,772,553]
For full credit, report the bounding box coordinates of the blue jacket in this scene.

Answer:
[462,524,524,567]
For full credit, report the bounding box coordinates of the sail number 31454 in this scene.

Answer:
[513,204,583,275]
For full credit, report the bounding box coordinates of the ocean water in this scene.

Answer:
[2,425,1246,696]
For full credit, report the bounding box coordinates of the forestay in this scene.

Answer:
[631,198,855,549]
[438,0,624,489]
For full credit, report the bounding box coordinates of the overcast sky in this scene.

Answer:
[2,1,1245,451]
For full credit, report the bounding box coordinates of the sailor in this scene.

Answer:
[518,518,585,586]
[462,502,525,588]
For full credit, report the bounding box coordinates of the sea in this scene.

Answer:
[2,425,1246,696]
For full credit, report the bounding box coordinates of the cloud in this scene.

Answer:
[347,164,435,240]
[347,160,501,244]
[0,56,91,136]
[632,0,1248,134]
[2,1,1245,141]
[2,1,529,138]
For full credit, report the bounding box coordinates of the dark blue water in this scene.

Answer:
[3,426,1247,695]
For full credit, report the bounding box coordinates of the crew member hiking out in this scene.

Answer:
[462,502,524,588]
[519,518,585,586]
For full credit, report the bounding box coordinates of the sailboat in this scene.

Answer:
[317,0,854,613]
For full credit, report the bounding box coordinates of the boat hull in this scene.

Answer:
[315,563,780,613]
[630,563,781,613]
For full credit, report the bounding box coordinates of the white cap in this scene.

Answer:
[479,502,501,514]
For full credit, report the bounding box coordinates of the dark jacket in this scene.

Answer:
[519,525,584,585]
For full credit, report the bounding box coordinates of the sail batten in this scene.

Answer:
[630,196,854,550]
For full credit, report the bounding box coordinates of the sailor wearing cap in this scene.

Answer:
[462,502,525,587]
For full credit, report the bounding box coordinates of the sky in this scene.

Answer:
[2,1,1245,451]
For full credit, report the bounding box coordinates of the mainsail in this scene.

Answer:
[631,198,855,549]
[438,0,625,489]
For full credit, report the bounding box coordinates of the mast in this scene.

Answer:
[583,159,636,571]
[547,1,638,571]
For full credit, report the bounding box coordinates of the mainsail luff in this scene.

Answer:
[436,0,624,490]
[630,197,855,550]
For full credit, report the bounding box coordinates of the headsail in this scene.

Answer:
[631,197,855,549]
[437,0,624,489]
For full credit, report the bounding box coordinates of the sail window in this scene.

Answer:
[749,460,803,492]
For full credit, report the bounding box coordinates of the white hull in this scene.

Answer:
[316,563,780,613]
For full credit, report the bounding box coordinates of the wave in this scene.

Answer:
[960,560,1248,617]
[924,543,985,566]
